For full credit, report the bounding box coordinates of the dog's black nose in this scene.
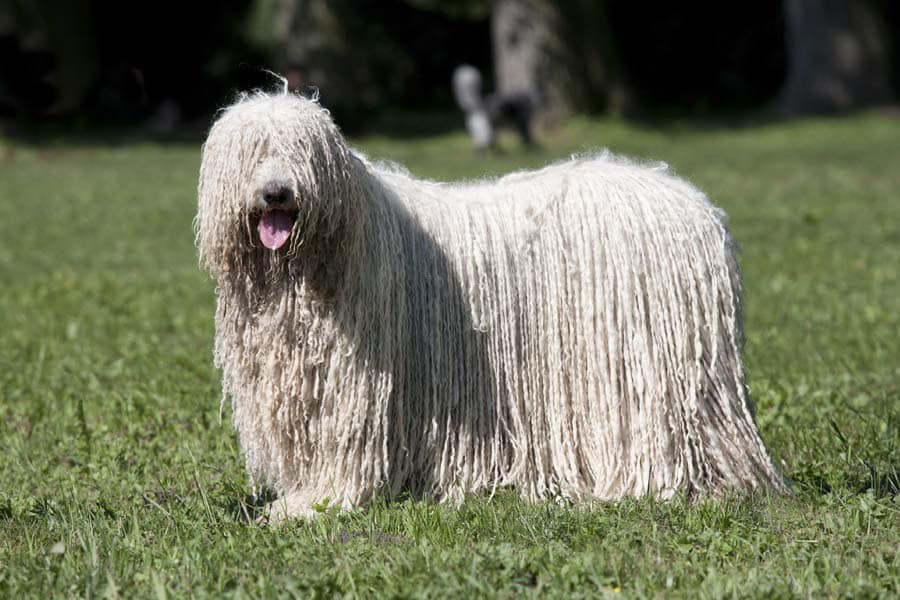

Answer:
[262,181,293,205]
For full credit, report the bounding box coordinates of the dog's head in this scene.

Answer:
[196,92,361,281]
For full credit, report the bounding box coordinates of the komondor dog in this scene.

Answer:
[196,92,785,521]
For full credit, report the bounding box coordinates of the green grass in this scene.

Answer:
[1,113,898,598]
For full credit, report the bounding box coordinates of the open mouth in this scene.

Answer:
[257,209,296,250]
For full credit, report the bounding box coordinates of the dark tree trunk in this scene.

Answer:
[558,0,633,117]
[490,0,578,123]
[490,0,633,123]
[779,0,893,114]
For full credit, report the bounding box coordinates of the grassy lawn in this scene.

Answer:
[1,112,898,598]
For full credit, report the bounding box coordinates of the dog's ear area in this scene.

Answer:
[295,128,365,233]
[196,127,263,277]
[289,137,366,297]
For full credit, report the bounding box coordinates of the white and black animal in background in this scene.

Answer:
[452,64,535,151]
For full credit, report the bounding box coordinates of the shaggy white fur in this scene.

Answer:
[196,92,785,521]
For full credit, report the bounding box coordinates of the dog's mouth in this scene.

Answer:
[258,209,296,250]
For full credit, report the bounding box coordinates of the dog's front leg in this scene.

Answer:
[262,488,354,524]
[262,491,322,524]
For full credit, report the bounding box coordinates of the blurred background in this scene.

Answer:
[1,0,898,136]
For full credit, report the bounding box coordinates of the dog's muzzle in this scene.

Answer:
[262,181,294,206]
[257,181,297,250]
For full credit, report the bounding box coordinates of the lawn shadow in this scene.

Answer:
[224,488,278,523]
[624,103,900,135]
[862,461,899,498]
[0,109,214,150]
[1,108,466,150]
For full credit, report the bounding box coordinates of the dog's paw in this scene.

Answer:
[261,494,327,525]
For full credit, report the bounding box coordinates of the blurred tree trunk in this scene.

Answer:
[2,0,98,115]
[779,0,892,114]
[491,0,577,124]
[269,0,415,129]
[490,0,632,123]
[559,0,633,117]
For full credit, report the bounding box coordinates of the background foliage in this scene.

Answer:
[2,0,899,130]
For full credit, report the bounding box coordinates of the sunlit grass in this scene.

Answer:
[1,112,898,597]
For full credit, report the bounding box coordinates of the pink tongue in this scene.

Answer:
[258,210,294,250]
